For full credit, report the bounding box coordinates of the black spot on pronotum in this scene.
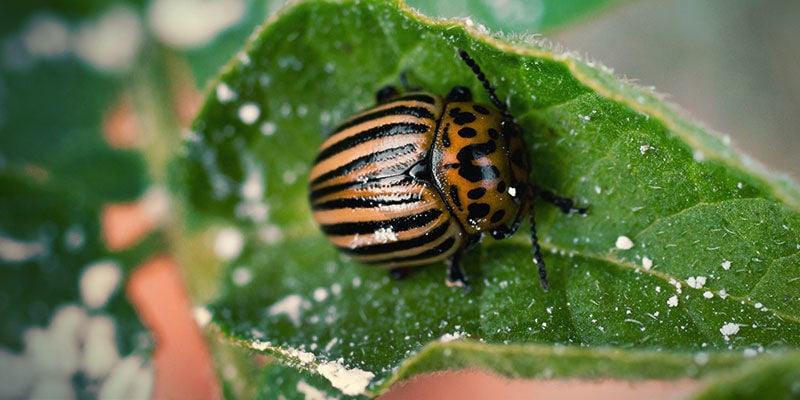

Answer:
[467,203,490,220]
[467,187,486,200]
[458,127,477,138]
[488,128,499,140]
[455,141,500,182]
[496,181,507,193]
[490,210,506,223]
[473,104,490,115]
[449,107,476,125]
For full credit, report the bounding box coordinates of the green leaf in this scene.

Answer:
[0,4,155,396]
[405,0,623,33]
[693,353,800,400]
[175,0,800,396]
[0,60,149,203]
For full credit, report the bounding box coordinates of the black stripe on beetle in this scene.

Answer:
[397,93,438,104]
[320,208,442,236]
[315,122,429,164]
[312,193,423,211]
[310,175,410,201]
[441,123,451,147]
[310,143,418,186]
[334,105,435,133]
[449,186,462,210]
[374,236,457,264]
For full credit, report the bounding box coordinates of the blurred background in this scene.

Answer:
[0,0,797,398]
[551,0,800,181]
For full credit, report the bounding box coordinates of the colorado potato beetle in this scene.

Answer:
[309,50,585,290]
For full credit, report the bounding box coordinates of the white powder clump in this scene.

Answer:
[296,380,328,400]
[260,121,276,136]
[642,256,653,270]
[267,294,306,327]
[81,316,120,379]
[238,102,260,125]
[250,340,271,351]
[215,82,236,103]
[193,307,212,327]
[97,354,154,399]
[686,276,707,289]
[667,295,679,308]
[615,236,634,250]
[231,267,253,286]
[439,331,467,343]
[214,228,244,261]
[0,233,48,263]
[73,6,143,72]
[317,360,374,396]
[720,322,740,341]
[0,349,35,398]
[373,227,398,244]
[80,260,122,309]
[22,14,71,57]
[313,287,329,302]
[148,0,245,48]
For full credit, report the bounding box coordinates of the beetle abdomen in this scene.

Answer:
[309,93,464,267]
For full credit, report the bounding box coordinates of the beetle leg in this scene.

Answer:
[389,267,414,281]
[375,86,400,103]
[445,251,470,291]
[536,188,587,215]
[528,201,549,291]
[527,187,586,290]
[490,214,523,240]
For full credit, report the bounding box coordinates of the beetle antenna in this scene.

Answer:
[458,49,510,117]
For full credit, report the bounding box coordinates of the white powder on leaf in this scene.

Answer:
[720,322,740,341]
[615,236,634,250]
[667,295,679,308]
[267,294,306,327]
[80,260,122,309]
[686,276,707,289]
[214,228,244,261]
[296,380,328,400]
[317,360,374,396]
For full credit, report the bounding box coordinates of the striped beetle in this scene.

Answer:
[309,50,585,290]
